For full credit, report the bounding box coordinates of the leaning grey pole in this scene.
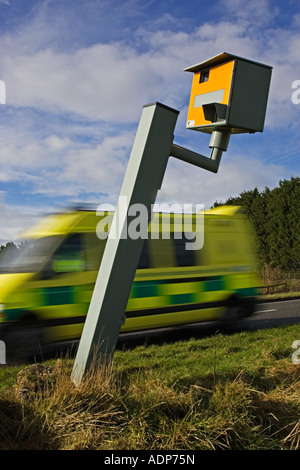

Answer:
[72,103,232,386]
[72,103,179,385]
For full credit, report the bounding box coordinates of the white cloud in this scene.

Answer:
[2,41,185,122]
[158,151,292,209]
[0,3,298,131]
[45,135,73,151]
[0,201,45,243]
[0,0,299,241]
[219,0,277,25]
[0,123,134,199]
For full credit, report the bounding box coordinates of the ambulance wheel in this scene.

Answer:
[221,299,243,330]
[5,318,44,363]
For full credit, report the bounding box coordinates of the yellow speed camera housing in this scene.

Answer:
[185,52,272,134]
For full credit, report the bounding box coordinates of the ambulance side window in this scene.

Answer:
[173,233,195,267]
[137,240,150,269]
[84,232,106,271]
[52,233,85,273]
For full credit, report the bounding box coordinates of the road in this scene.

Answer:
[242,298,300,331]
[116,298,300,350]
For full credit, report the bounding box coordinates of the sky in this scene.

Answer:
[0,0,299,242]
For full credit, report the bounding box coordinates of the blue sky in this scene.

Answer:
[0,0,299,241]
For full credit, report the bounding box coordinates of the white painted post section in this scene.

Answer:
[72,103,179,385]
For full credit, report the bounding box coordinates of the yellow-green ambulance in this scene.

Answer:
[0,205,260,358]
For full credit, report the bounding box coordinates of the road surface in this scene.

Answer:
[116,297,300,350]
[243,298,300,330]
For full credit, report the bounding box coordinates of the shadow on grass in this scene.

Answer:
[0,398,58,450]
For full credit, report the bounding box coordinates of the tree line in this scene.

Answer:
[213,176,300,272]
[0,241,18,256]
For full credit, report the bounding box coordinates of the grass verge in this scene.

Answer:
[259,291,300,301]
[0,323,300,450]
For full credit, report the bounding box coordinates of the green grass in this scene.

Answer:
[260,291,300,301]
[0,323,300,450]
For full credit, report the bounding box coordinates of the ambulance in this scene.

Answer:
[0,205,260,359]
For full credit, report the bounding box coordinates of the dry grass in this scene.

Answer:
[1,326,300,450]
[260,264,300,296]
[0,359,127,450]
[0,358,299,450]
